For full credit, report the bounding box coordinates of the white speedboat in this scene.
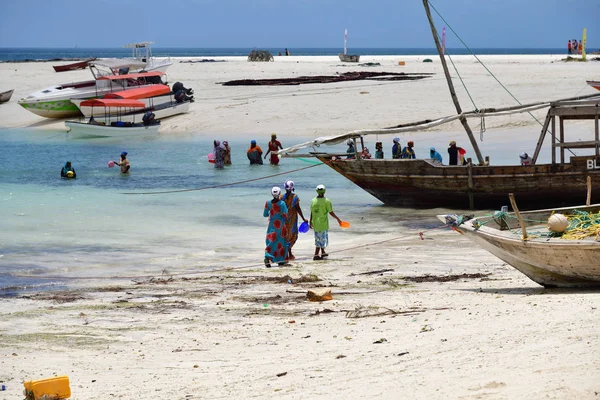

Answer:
[65,99,160,138]
[71,84,190,123]
[18,41,171,119]
[18,65,165,119]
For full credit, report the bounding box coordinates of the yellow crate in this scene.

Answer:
[24,376,71,399]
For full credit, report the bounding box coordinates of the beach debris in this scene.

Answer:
[402,273,491,283]
[345,306,429,319]
[247,50,274,62]
[221,71,433,86]
[352,268,394,276]
[307,288,333,302]
[336,354,346,359]
[397,352,409,357]
[309,309,335,317]
[358,62,381,67]
[423,58,433,63]
[373,338,388,344]
[288,320,295,324]
[420,325,434,333]
[276,372,287,377]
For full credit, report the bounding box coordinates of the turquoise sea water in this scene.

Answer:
[2,128,444,296]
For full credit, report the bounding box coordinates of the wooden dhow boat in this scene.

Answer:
[52,58,97,72]
[280,1,600,211]
[338,29,360,63]
[438,199,600,288]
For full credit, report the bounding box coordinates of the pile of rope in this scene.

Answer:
[560,210,600,240]
[474,209,600,240]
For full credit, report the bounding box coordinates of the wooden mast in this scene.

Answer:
[422,0,484,165]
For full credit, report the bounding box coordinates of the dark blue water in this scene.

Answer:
[0,47,569,61]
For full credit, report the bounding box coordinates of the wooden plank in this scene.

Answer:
[533,113,551,163]
[552,140,600,149]
[509,193,528,240]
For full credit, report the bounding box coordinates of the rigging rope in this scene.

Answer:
[121,162,324,195]
[426,1,576,156]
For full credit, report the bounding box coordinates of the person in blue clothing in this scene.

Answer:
[392,137,402,159]
[401,141,416,159]
[346,139,356,159]
[430,147,443,163]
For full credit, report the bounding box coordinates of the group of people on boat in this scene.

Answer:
[346,138,467,165]
[263,180,343,268]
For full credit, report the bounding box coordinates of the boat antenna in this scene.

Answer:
[423,0,484,165]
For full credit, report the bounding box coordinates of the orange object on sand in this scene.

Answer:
[339,221,351,229]
[398,61,406,66]
[24,376,71,399]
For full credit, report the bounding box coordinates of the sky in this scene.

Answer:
[0,0,598,49]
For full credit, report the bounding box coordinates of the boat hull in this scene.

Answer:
[53,58,96,72]
[587,80,600,92]
[442,205,600,288]
[318,156,600,210]
[71,96,190,123]
[65,121,160,137]
[0,89,14,104]
[338,53,360,62]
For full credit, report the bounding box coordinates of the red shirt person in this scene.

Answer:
[264,133,283,165]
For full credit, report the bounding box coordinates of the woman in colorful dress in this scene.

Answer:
[281,180,307,261]
[263,186,289,267]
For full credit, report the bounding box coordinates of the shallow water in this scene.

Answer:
[2,122,593,295]
[0,128,408,295]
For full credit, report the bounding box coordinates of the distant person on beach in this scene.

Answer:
[264,133,283,165]
[247,140,264,164]
[448,141,467,166]
[568,40,572,55]
[285,48,290,56]
[278,52,282,56]
[60,161,76,179]
[222,140,232,165]
[213,140,226,169]
[375,142,384,159]
[346,140,356,159]
[115,151,130,174]
[361,147,372,159]
[573,39,578,54]
[392,137,402,159]
[401,141,416,159]
[282,180,307,261]
[578,40,583,55]
[430,147,443,163]
[519,152,533,166]
[263,186,289,268]
[310,184,342,261]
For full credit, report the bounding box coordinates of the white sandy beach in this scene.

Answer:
[1,54,600,399]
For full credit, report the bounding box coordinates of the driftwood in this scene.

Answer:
[345,306,450,319]
[352,268,395,276]
[221,71,433,86]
